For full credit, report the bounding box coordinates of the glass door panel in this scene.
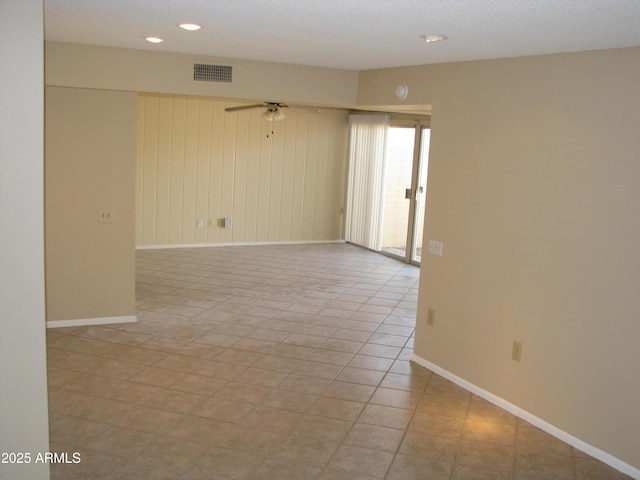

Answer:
[381,127,415,259]
[411,128,430,263]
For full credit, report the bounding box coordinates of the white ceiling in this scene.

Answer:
[44,0,640,71]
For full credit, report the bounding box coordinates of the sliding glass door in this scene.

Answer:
[381,124,430,265]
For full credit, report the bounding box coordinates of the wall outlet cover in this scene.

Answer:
[98,208,113,223]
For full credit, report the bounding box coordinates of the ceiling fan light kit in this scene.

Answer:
[261,107,286,122]
[226,101,324,136]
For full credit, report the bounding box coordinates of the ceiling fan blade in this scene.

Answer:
[225,104,267,112]
[286,106,322,115]
[226,102,324,116]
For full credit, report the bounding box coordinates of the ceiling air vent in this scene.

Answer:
[193,64,232,83]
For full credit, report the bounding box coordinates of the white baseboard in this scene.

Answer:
[135,239,346,250]
[46,315,137,329]
[410,354,640,480]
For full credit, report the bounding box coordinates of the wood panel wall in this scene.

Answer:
[136,94,348,246]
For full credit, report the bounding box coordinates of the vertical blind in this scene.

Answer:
[344,114,390,250]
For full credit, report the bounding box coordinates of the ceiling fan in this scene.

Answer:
[225,102,320,122]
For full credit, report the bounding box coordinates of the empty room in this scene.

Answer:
[2,1,640,479]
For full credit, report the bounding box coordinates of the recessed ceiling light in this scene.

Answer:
[179,23,202,31]
[145,36,164,44]
[422,34,448,43]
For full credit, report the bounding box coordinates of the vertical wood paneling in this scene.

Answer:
[220,101,236,243]
[195,100,211,244]
[232,110,249,242]
[314,114,332,239]
[136,94,348,246]
[302,115,318,240]
[244,110,262,242]
[280,117,297,240]
[208,100,225,243]
[181,98,200,243]
[329,112,349,239]
[141,96,159,245]
[268,122,284,241]
[291,115,308,240]
[256,120,273,240]
[168,97,186,244]
[135,99,145,245]
[156,96,173,244]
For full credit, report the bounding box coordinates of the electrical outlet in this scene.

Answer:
[97,208,113,223]
[208,219,216,227]
[427,308,435,326]
[512,340,523,362]
[196,219,204,228]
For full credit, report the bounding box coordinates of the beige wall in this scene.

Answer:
[358,47,640,470]
[136,94,348,246]
[0,1,50,479]
[45,42,359,107]
[45,87,137,321]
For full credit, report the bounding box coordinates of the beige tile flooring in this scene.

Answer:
[47,243,631,480]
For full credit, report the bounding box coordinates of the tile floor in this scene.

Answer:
[47,243,631,479]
